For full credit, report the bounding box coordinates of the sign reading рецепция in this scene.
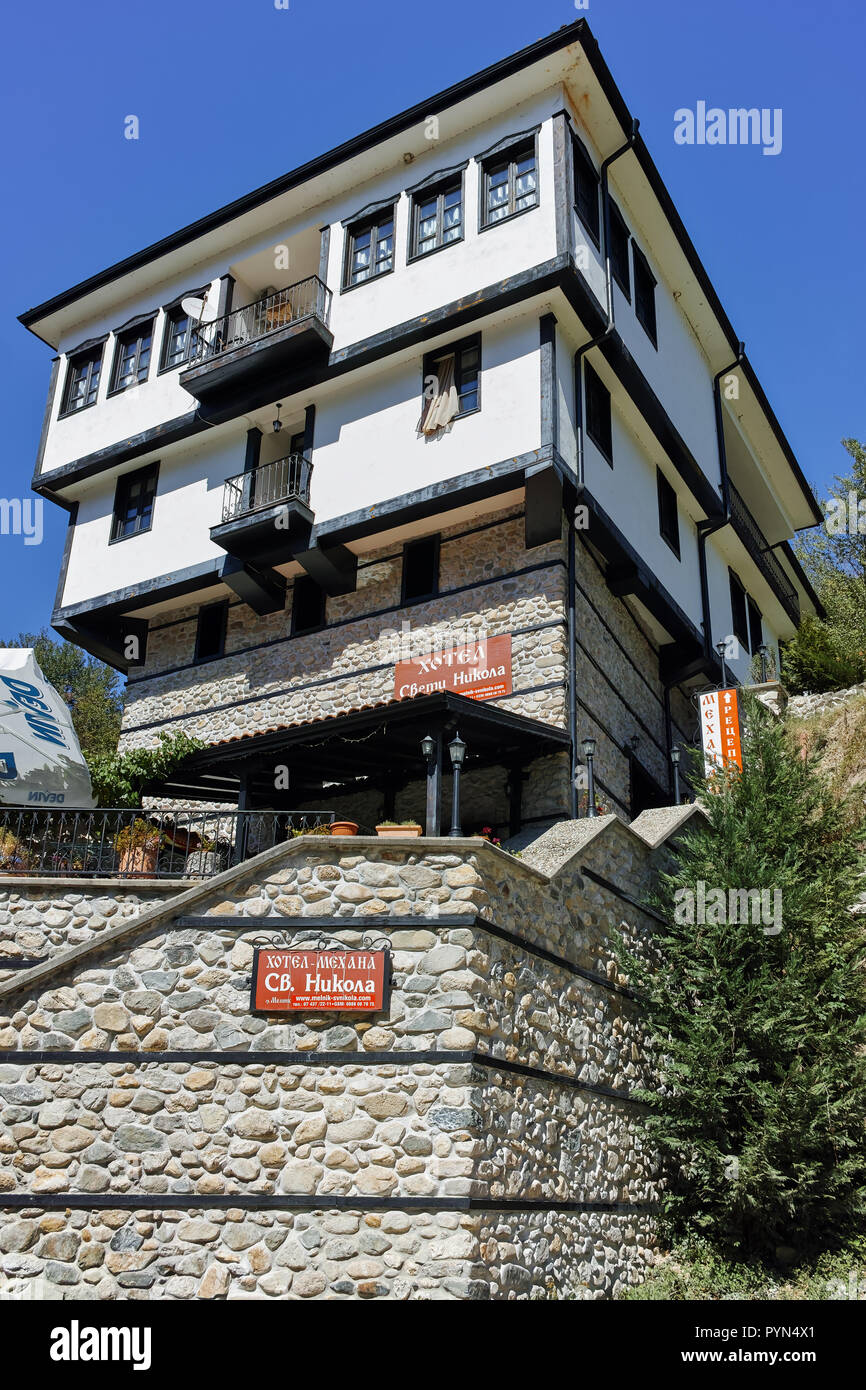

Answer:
[250,948,389,1013]
[699,688,743,778]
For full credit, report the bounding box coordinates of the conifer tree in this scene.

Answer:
[621,695,866,1259]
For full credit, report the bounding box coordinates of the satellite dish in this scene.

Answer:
[181,296,206,321]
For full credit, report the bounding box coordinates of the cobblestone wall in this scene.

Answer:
[787,680,866,719]
[0,824,670,1300]
[120,508,567,750]
[0,882,184,976]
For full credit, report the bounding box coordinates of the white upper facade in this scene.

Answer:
[21,21,821,687]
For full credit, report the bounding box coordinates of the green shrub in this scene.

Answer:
[617,695,866,1261]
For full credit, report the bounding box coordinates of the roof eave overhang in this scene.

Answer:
[19,20,594,342]
[21,17,821,532]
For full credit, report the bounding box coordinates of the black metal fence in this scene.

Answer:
[187,278,332,364]
[0,808,334,880]
[222,453,313,523]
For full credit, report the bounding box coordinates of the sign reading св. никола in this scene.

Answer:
[250,948,389,1013]
[394,633,512,702]
[699,688,743,777]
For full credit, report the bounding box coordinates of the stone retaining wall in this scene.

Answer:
[787,681,866,720]
[0,820,682,1300]
[0,881,185,975]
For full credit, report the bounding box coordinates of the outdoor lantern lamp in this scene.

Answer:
[448,732,467,837]
[757,643,770,683]
[581,736,598,818]
[420,734,435,760]
[273,403,283,433]
[671,744,682,807]
[715,640,729,690]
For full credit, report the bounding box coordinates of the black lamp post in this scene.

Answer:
[581,736,597,817]
[715,640,728,689]
[421,733,440,837]
[671,744,682,807]
[757,643,770,683]
[448,732,467,837]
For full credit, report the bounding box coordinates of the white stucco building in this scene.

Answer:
[20,19,822,831]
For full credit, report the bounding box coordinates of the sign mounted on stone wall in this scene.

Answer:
[250,948,390,1013]
[699,688,743,777]
[394,633,512,703]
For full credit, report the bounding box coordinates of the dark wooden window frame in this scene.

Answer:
[109,462,159,545]
[609,199,631,301]
[59,344,104,417]
[747,596,763,656]
[584,360,613,465]
[632,242,658,348]
[408,175,465,262]
[729,569,751,652]
[159,306,198,373]
[291,575,327,636]
[479,136,540,232]
[194,599,229,664]
[342,206,397,292]
[657,467,681,560]
[108,319,155,395]
[572,132,600,248]
[421,333,482,424]
[401,534,441,604]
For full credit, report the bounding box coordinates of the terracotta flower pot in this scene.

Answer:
[118,843,160,877]
[375,824,423,838]
[329,821,359,836]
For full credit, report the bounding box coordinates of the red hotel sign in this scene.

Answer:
[251,948,389,1013]
[394,634,512,703]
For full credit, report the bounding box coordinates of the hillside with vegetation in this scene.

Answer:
[622,688,866,1301]
[783,438,866,694]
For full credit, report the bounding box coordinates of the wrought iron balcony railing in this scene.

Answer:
[188,277,332,364]
[728,482,800,626]
[222,453,313,524]
[0,807,334,880]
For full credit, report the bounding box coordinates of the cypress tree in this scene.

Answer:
[622,695,866,1259]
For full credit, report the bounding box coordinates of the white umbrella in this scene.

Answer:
[0,649,95,808]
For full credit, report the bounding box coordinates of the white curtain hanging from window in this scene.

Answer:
[419,353,458,434]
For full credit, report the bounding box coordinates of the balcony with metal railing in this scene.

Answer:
[0,807,334,882]
[729,482,800,626]
[179,277,333,412]
[211,453,315,567]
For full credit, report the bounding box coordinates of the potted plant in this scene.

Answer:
[184,834,230,878]
[375,820,423,838]
[329,820,359,836]
[113,819,164,877]
[478,825,502,848]
[0,829,29,874]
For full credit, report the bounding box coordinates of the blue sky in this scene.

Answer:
[2,0,862,638]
